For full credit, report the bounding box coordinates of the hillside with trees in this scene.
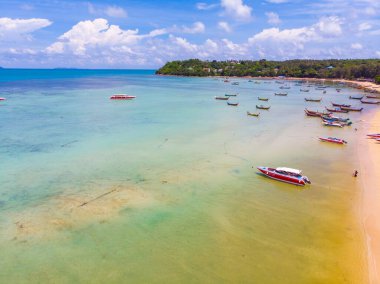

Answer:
[156,59,380,82]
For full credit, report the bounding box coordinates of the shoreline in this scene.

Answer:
[358,109,380,284]
[156,74,380,94]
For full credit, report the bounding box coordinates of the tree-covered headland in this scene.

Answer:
[156,59,380,82]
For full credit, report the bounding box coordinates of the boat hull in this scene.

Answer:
[257,167,306,186]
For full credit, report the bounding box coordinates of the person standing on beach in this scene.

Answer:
[353,170,358,177]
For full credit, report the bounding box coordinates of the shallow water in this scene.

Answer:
[0,71,374,283]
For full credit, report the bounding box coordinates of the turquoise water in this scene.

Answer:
[0,71,375,283]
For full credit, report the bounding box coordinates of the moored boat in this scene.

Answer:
[366,95,380,99]
[305,98,322,102]
[322,118,351,126]
[319,137,347,144]
[322,121,344,128]
[304,109,331,117]
[227,101,239,106]
[257,166,311,186]
[110,94,136,100]
[232,82,239,85]
[340,106,363,112]
[215,96,229,100]
[256,105,270,110]
[0,97,6,101]
[258,97,269,101]
[225,93,238,97]
[321,115,350,122]
[274,93,287,96]
[247,111,260,117]
[300,89,310,92]
[331,102,351,107]
[360,99,380,104]
[367,133,380,138]
[325,107,348,113]
[349,95,364,100]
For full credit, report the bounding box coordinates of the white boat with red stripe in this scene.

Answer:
[257,166,311,186]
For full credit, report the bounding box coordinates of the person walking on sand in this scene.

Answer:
[353,170,358,177]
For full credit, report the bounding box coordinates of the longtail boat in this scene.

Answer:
[257,166,311,186]
[321,115,350,122]
[304,109,331,117]
[319,137,347,144]
[274,93,287,96]
[325,107,348,113]
[110,94,136,100]
[247,111,260,117]
[331,102,351,107]
[367,134,380,138]
[349,95,364,100]
[361,99,380,104]
[366,95,380,99]
[258,97,269,101]
[322,118,352,126]
[305,98,322,102]
[225,93,237,97]
[227,101,239,106]
[322,121,344,128]
[215,96,229,100]
[256,105,270,110]
[340,106,363,112]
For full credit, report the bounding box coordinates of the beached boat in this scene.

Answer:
[274,93,287,96]
[319,137,347,144]
[322,121,344,128]
[305,98,322,102]
[360,99,380,104]
[304,109,331,117]
[215,96,229,100]
[367,134,380,138]
[258,97,269,101]
[349,95,364,100]
[247,111,260,117]
[331,102,351,107]
[325,107,348,113]
[256,105,270,110]
[340,106,363,112]
[227,102,239,106]
[257,166,311,186]
[110,94,136,100]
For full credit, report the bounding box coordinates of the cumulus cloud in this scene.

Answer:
[221,0,252,21]
[351,43,363,49]
[181,22,205,34]
[0,17,52,40]
[105,6,127,18]
[218,21,232,33]
[196,2,218,10]
[358,22,372,31]
[265,12,281,25]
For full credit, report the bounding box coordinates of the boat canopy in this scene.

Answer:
[276,167,302,175]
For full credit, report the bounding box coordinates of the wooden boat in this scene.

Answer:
[367,134,380,138]
[300,89,310,92]
[256,105,270,110]
[349,95,364,100]
[304,109,331,117]
[366,95,380,99]
[257,166,311,186]
[247,111,260,117]
[110,94,136,100]
[321,115,350,122]
[325,107,348,113]
[331,102,351,107]
[225,93,237,97]
[274,93,287,96]
[322,118,352,126]
[322,121,344,128]
[340,106,363,112]
[258,97,269,101]
[305,98,322,102]
[227,102,239,106]
[215,96,229,100]
[319,137,347,144]
[361,99,380,104]
[280,86,290,89]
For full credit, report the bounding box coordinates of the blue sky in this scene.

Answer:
[0,0,379,68]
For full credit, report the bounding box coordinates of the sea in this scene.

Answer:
[0,69,374,283]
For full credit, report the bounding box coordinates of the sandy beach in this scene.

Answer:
[359,110,380,283]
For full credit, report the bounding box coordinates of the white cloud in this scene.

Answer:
[265,12,281,25]
[358,22,372,31]
[105,6,127,18]
[221,0,252,21]
[181,22,205,34]
[266,0,288,3]
[196,2,218,10]
[0,17,52,40]
[351,43,363,49]
[171,36,198,52]
[218,21,232,33]
[314,16,342,37]
[376,51,380,58]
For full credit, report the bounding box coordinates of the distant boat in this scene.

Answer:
[336,88,341,92]
[215,96,229,100]
[225,93,238,97]
[305,98,322,102]
[349,95,364,100]
[300,89,310,92]
[248,80,253,82]
[325,107,349,113]
[361,99,380,104]
[256,105,270,110]
[110,94,136,100]
[280,86,291,89]
[322,118,352,126]
[322,121,344,128]
[319,137,347,144]
[340,106,363,112]
[367,134,380,139]
[321,115,350,122]
[257,166,311,186]
[227,101,239,106]
[258,97,269,101]
[247,111,260,117]
[323,90,327,94]
[304,109,331,117]
[366,95,380,99]
[232,82,239,85]
[0,97,6,101]
[274,93,287,96]
[331,102,351,107]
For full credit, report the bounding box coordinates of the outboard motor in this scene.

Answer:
[303,176,311,184]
